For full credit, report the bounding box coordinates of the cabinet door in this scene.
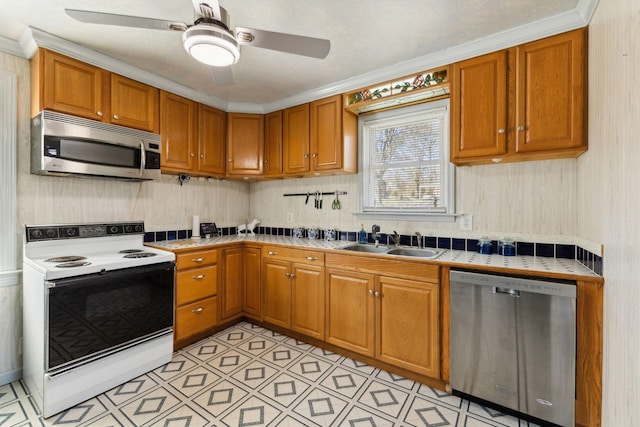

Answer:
[227,113,264,176]
[243,247,262,319]
[376,276,440,378]
[198,104,227,175]
[291,264,325,340]
[262,259,291,328]
[110,74,159,133]
[221,248,244,320]
[451,51,508,161]
[264,110,283,176]
[41,49,108,121]
[160,91,197,172]
[283,104,310,174]
[310,95,342,171]
[515,29,586,153]
[325,269,375,357]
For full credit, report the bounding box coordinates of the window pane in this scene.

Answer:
[361,101,450,214]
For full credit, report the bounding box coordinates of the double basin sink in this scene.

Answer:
[337,243,446,259]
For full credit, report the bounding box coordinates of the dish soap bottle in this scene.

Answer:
[358,224,368,244]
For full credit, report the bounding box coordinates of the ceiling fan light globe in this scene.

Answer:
[183,24,240,67]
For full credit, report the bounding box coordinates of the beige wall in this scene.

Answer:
[579,0,640,424]
[250,156,578,240]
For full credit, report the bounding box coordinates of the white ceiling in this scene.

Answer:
[0,0,595,112]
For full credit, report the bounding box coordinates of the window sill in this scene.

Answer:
[353,211,458,223]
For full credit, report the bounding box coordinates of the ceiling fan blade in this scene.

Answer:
[211,66,234,86]
[65,9,188,31]
[192,0,222,21]
[235,27,330,59]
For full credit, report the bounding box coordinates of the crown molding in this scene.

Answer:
[0,35,26,58]
[2,0,596,114]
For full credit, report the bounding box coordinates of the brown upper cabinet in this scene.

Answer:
[282,95,358,176]
[160,92,226,177]
[451,28,587,165]
[31,48,159,133]
[283,103,311,174]
[160,91,197,173]
[264,111,284,177]
[227,113,264,177]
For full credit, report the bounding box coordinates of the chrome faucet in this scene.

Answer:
[372,224,381,247]
[415,231,423,249]
[391,231,401,247]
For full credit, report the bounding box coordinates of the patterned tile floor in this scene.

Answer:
[1,322,539,427]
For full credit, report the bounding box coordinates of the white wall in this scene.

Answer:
[579,0,640,424]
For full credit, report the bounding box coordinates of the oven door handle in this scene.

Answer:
[139,140,146,177]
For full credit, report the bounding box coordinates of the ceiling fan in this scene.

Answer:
[65,0,331,86]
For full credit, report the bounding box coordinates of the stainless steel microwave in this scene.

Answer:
[31,111,161,181]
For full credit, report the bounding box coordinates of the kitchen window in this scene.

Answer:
[357,98,454,220]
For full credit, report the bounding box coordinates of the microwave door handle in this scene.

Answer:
[139,141,146,177]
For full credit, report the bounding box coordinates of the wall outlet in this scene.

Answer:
[286,212,293,223]
[459,214,473,231]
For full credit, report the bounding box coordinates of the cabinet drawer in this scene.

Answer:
[263,245,324,265]
[175,295,217,342]
[176,249,217,270]
[176,265,218,305]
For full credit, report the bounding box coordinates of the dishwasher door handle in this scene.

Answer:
[493,287,520,297]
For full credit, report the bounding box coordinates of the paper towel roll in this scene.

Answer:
[192,215,200,238]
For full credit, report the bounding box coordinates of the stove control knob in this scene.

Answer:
[32,229,43,239]
[65,228,76,237]
[110,226,119,234]
[46,229,56,238]
[125,225,133,233]
[134,224,143,232]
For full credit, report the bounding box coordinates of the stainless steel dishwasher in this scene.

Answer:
[449,270,576,427]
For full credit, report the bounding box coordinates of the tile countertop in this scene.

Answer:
[150,234,600,279]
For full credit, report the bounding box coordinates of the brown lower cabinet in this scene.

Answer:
[262,246,325,340]
[325,263,440,379]
[173,248,219,348]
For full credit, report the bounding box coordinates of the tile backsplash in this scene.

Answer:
[146,225,603,276]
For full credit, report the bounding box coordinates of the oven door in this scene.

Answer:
[46,262,175,371]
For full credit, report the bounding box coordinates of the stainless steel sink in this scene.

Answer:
[338,244,445,259]
[386,247,445,259]
[339,244,390,253]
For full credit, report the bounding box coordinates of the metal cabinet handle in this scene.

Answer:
[304,154,309,158]
[192,274,205,280]
[368,289,374,295]
[190,153,195,157]
[268,251,278,255]
[113,114,119,120]
[312,153,317,158]
[498,128,505,134]
[290,274,295,279]
[285,272,291,278]
[228,159,232,162]
[96,111,103,117]
[375,291,380,297]
[517,125,525,131]
[200,154,204,158]
[192,257,205,262]
[192,307,204,313]
[264,159,269,164]
[306,256,317,261]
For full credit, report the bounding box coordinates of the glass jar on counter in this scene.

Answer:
[477,237,492,254]
[498,238,516,256]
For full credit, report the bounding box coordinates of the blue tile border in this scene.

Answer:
[144,226,603,276]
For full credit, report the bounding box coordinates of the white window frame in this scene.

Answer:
[355,98,455,222]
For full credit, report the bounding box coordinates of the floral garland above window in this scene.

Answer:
[348,68,448,105]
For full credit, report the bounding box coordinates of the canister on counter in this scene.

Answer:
[477,237,492,254]
[498,238,516,256]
